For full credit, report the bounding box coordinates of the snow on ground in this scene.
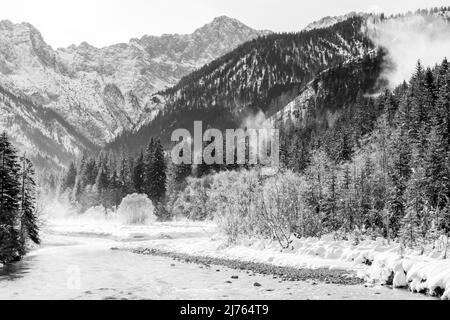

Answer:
[2,234,428,300]
[47,217,217,242]
[291,236,450,299]
[42,206,450,299]
[126,232,450,299]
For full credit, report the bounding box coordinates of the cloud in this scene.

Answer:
[366,13,450,88]
[241,109,273,130]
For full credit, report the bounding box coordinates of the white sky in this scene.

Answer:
[0,0,448,48]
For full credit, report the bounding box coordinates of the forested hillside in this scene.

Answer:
[107,16,376,153]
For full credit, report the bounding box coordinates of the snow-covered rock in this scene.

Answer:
[304,12,364,31]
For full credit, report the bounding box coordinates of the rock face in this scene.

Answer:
[0,17,269,168]
[303,12,363,31]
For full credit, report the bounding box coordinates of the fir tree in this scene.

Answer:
[83,157,98,187]
[387,95,412,235]
[132,151,145,194]
[19,156,40,250]
[118,146,131,200]
[62,162,77,191]
[0,132,22,263]
[145,140,167,206]
[107,169,120,210]
[339,164,354,232]
[322,165,338,231]
[95,159,109,211]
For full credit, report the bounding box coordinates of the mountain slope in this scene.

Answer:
[107,15,375,153]
[108,8,450,156]
[0,84,97,171]
[0,17,269,169]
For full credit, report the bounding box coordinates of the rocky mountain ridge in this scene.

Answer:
[0,16,269,169]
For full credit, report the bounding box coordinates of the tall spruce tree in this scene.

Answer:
[132,151,145,194]
[387,95,412,235]
[118,146,131,200]
[62,162,77,191]
[339,164,354,232]
[107,169,120,210]
[144,138,155,197]
[0,132,22,263]
[145,139,167,206]
[19,156,40,251]
[399,190,423,250]
[95,158,109,211]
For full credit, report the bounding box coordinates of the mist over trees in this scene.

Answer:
[60,139,169,218]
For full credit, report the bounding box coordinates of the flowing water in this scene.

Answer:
[0,234,433,300]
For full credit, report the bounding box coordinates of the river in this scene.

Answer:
[0,233,432,300]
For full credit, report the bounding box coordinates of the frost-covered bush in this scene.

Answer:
[210,170,261,243]
[117,193,156,225]
[254,171,307,248]
[209,169,320,246]
[173,168,339,247]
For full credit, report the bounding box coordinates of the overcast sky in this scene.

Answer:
[0,0,448,48]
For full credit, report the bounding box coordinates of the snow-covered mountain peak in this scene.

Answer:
[202,15,252,31]
[0,16,269,170]
[0,20,46,46]
[196,15,271,37]
[304,12,364,31]
[211,15,236,23]
[0,19,58,72]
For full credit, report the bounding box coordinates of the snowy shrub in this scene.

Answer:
[253,171,307,248]
[210,170,261,243]
[208,169,320,246]
[117,193,156,225]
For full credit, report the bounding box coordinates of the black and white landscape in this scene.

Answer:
[1,1,450,301]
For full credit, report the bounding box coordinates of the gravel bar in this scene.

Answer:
[124,247,364,285]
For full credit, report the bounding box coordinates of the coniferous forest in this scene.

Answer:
[60,139,168,217]
[0,132,40,263]
[59,58,450,250]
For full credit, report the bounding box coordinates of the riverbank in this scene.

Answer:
[46,218,450,299]
[3,233,429,300]
[126,247,363,285]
